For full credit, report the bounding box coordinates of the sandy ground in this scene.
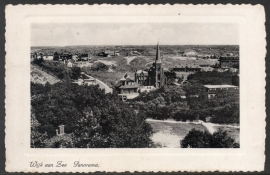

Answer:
[31,64,60,85]
[147,119,240,148]
[75,62,93,68]
[169,56,191,61]
[147,119,206,148]
[151,127,183,148]
[95,60,116,65]
[123,56,137,65]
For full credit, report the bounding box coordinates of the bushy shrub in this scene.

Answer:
[33,57,44,65]
[91,62,109,71]
[180,129,239,148]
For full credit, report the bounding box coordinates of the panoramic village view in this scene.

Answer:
[31,23,240,148]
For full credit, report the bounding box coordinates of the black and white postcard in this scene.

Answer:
[5,4,266,172]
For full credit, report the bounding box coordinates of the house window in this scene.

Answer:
[158,74,160,80]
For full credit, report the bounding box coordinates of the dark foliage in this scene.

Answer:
[132,86,185,104]
[131,86,189,120]
[180,129,239,148]
[33,57,44,65]
[187,71,236,85]
[70,67,81,79]
[31,82,153,148]
[91,62,109,71]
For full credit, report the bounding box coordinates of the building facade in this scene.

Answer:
[116,74,140,101]
[204,85,239,99]
[219,56,239,68]
[53,52,72,60]
[173,66,201,72]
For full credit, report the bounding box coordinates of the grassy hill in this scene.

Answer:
[31,64,60,85]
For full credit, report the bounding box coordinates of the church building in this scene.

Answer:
[135,42,167,88]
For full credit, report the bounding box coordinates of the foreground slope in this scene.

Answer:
[31,64,60,85]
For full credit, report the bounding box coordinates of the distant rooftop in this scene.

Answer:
[118,93,139,99]
[136,70,148,74]
[119,84,140,89]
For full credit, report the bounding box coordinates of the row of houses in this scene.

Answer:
[97,49,120,57]
[173,65,201,72]
[203,74,239,99]
[53,52,91,61]
[219,56,239,68]
[31,51,91,61]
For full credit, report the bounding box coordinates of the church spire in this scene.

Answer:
[156,41,162,64]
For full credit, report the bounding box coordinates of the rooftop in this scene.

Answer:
[204,85,238,89]
[118,93,140,99]
[136,70,148,74]
[119,84,140,89]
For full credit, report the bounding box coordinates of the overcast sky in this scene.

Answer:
[31,23,239,46]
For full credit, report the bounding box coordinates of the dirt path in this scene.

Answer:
[146,118,239,134]
[199,120,239,134]
[84,74,113,94]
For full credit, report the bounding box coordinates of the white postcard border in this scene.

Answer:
[5,4,266,172]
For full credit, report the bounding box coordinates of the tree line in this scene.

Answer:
[131,71,239,124]
[31,82,153,148]
[181,129,239,148]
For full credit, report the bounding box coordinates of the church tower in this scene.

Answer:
[146,42,167,88]
[155,42,162,88]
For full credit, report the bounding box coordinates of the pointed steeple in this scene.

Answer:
[156,41,162,64]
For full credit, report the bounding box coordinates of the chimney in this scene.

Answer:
[56,129,59,136]
[58,125,65,135]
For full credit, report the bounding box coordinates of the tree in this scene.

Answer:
[91,62,109,71]
[70,67,81,79]
[210,129,239,148]
[33,57,44,65]
[180,129,212,148]
[180,129,239,148]
[31,111,49,148]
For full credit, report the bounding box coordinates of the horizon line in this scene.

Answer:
[31,44,239,47]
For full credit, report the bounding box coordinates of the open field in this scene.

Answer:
[147,120,207,148]
[82,69,135,86]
